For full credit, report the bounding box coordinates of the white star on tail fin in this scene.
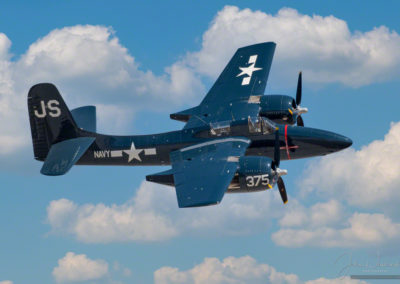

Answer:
[236,55,262,85]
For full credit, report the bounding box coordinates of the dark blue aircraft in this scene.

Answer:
[28,42,352,208]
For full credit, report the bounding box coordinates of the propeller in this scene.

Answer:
[289,72,308,127]
[277,177,287,204]
[296,71,302,106]
[297,115,304,127]
[272,128,288,204]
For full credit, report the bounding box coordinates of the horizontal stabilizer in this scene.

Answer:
[170,106,199,122]
[146,168,175,186]
[41,137,95,176]
[71,106,96,132]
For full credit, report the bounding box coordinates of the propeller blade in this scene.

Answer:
[296,71,302,106]
[274,128,280,168]
[297,115,304,127]
[277,177,288,204]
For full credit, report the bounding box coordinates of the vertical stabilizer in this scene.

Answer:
[28,83,79,161]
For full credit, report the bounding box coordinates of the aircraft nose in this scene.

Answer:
[283,126,352,158]
[320,131,352,151]
[306,128,352,152]
[332,134,352,150]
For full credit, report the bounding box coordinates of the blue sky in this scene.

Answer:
[1,1,400,283]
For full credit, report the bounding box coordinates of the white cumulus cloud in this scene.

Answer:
[185,6,400,87]
[47,181,284,243]
[278,199,344,228]
[0,24,204,157]
[154,256,367,284]
[272,200,400,248]
[15,25,203,106]
[154,256,300,284]
[48,181,400,248]
[300,121,400,211]
[0,281,13,284]
[52,252,108,283]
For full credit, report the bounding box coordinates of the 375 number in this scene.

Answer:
[246,174,269,187]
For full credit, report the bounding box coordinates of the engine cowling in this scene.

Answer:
[259,95,297,125]
[227,156,277,193]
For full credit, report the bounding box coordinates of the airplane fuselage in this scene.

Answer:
[72,118,352,166]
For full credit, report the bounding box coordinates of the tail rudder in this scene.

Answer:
[28,83,79,161]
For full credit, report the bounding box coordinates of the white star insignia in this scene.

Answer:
[236,62,262,78]
[124,142,143,162]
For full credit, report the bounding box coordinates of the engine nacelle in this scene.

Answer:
[227,156,276,193]
[259,95,297,125]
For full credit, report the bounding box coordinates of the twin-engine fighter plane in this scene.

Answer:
[28,42,352,208]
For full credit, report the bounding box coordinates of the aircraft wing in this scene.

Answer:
[170,137,250,208]
[181,42,276,129]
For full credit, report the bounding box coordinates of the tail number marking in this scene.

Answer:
[34,100,61,118]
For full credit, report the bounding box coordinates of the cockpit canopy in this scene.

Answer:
[248,116,276,134]
[208,116,276,137]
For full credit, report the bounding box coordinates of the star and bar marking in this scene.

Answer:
[93,142,156,162]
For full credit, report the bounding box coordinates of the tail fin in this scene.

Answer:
[28,83,79,161]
